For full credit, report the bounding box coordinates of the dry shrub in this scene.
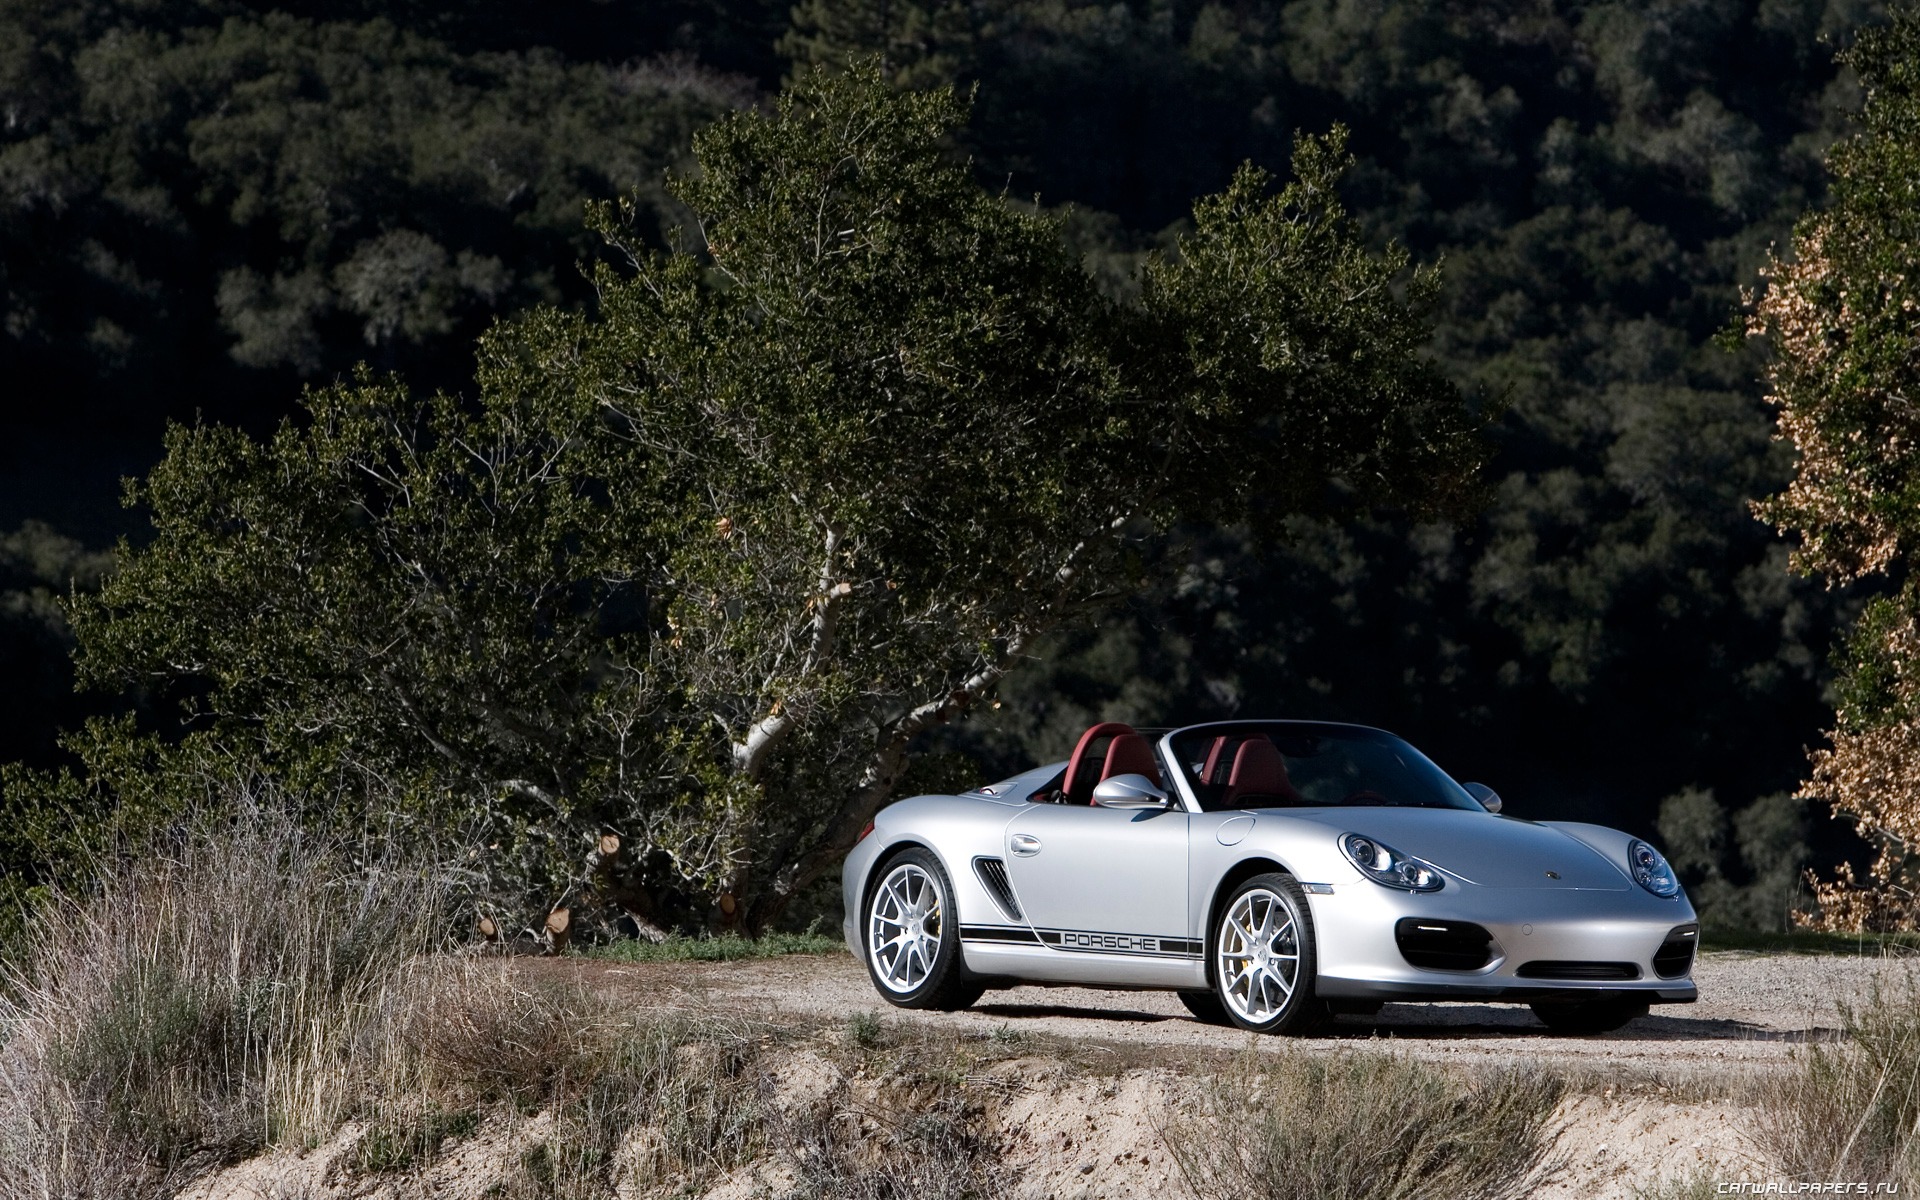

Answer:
[1162,1048,1564,1200]
[771,1088,1009,1200]
[362,961,765,1196]
[0,785,786,1199]
[1757,971,1920,1187]
[0,791,450,1200]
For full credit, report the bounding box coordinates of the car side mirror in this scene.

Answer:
[1463,782,1502,814]
[1092,774,1171,810]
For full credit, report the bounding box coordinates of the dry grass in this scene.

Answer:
[1160,1048,1566,1200]
[0,794,447,1199]
[1756,969,1920,1188]
[318,953,769,1196]
[0,793,802,1198]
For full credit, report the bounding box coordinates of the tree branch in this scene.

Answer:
[744,632,1029,931]
[731,523,847,780]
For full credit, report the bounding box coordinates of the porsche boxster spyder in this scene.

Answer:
[841,720,1698,1035]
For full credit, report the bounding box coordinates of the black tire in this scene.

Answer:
[860,847,983,1011]
[1208,873,1328,1035]
[1177,989,1232,1026]
[1529,997,1649,1034]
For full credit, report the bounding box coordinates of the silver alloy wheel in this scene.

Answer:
[868,862,944,994]
[1217,886,1300,1023]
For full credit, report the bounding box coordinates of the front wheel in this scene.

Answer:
[1210,873,1326,1034]
[1530,997,1649,1034]
[861,848,983,1011]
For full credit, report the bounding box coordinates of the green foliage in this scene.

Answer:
[1656,787,1813,930]
[0,0,1891,933]
[1744,5,1920,926]
[889,1,1866,847]
[0,5,728,385]
[1755,6,1920,588]
[350,1104,480,1174]
[844,1010,887,1050]
[782,0,973,88]
[60,62,1478,934]
[585,931,843,963]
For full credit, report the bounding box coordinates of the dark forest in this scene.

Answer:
[0,0,1887,927]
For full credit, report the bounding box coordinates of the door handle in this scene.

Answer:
[1010,833,1042,857]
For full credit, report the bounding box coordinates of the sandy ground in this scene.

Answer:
[541,948,1906,1079]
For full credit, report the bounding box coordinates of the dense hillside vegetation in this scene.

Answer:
[0,0,1895,927]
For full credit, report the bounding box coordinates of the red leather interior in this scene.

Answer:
[1062,721,1136,805]
[1099,733,1163,790]
[1201,735,1232,784]
[1225,737,1303,806]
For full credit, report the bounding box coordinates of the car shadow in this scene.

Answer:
[968,999,1838,1042]
[972,1002,1172,1025]
[1323,1004,1841,1043]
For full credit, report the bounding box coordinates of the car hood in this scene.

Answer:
[1272,807,1631,891]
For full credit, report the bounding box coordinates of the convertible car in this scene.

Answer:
[842,720,1698,1035]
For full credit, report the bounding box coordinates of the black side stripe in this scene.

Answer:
[958,925,1042,944]
[960,924,1203,958]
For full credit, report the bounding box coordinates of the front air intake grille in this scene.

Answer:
[973,857,1022,921]
[1654,924,1699,979]
[1516,960,1641,981]
[1395,918,1494,971]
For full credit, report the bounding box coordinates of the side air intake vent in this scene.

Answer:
[1654,924,1699,979]
[1394,918,1494,971]
[1516,960,1640,980]
[973,857,1022,921]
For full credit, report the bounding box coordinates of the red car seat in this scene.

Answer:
[1062,722,1144,804]
[1098,733,1163,795]
[1224,737,1304,806]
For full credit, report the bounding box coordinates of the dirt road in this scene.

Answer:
[545,947,1908,1078]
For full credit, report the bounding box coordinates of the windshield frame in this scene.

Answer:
[1160,720,1484,814]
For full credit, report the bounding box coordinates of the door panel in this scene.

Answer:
[1002,805,1189,949]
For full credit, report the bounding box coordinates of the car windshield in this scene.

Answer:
[1169,723,1482,813]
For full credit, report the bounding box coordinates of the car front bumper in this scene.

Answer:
[1306,878,1698,1005]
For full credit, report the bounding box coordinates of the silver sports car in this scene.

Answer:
[841,720,1698,1035]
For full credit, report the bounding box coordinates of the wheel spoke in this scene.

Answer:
[867,862,946,995]
[1216,887,1305,1024]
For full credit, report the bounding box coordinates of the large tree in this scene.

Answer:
[1749,5,1920,930]
[49,62,1481,934]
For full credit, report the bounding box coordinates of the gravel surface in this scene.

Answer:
[548,949,1911,1077]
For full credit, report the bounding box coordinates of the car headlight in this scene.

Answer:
[1340,833,1444,892]
[1629,839,1681,898]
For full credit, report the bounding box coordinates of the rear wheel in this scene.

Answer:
[862,848,984,1011]
[1529,997,1649,1034]
[1210,873,1326,1034]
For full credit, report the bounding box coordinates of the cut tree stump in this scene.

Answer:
[585,834,622,876]
[545,907,572,954]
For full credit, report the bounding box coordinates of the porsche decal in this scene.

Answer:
[960,924,1203,958]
